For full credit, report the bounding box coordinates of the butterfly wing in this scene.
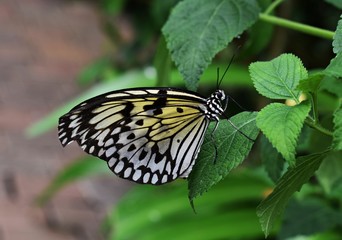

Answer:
[58,88,210,185]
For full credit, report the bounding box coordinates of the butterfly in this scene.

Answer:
[58,87,230,185]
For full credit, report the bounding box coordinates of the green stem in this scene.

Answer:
[310,93,319,124]
[259,13,335,40]
[305,119,333,137]
[264,0,284,15]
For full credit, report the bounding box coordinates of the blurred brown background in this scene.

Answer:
[0,0,129,239]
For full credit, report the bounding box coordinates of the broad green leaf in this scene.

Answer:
[36,156,109,205]
[111,170,272,240]
[279,198,342,239]
[296,74,323,93]
[260,135,285,183]
[256,101,311,165]
[162,0,260,90]
[316,151,342,194]
[188,112,259,200]
[333,15,342,53]
[332,104,342,150]
[249,53,308,100]
[256,151,328,237]
[325,53,342,78]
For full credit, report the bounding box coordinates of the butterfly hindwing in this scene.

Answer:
[58,88,210,184]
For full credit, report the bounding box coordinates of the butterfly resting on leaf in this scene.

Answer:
[58,87,250,185]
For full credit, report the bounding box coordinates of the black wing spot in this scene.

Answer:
[127,144,136,152]
[136,119,144,126]
[127,133,135,139]
[176,139,180,143]
[139,149,148,160]
[116,143,124,149]
[176,107,184,113]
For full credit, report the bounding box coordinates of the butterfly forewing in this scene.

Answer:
[58,88,211,185]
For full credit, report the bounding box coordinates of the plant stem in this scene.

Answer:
[305,119,333,137]
[259,13,335,40]
[264,0,284,15]
[310,93,319,124]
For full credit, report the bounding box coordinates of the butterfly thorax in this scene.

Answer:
[204,89,226,121]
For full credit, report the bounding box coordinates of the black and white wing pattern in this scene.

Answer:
[58,87,226,185]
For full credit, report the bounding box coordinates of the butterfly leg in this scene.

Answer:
[211,118,220,164]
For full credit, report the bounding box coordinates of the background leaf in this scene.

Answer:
[279,198,342,239]
[316,151,342,194]
[162,0,260,90]
[325,0,342,9]
[256,151,328,237]
[188,111,259,200]
[249,53,308,100]
[36,156,109,205]
[256,101,311,165]
[110,170,272,240]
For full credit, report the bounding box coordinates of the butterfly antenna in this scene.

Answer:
[218,46,242,88]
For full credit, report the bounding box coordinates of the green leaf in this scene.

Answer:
[162,0,260,90]
[188,112,259,201]
[333,15,342,53]
[332,104,342,150]
[256,101,311,165]
[111,170,272,240]
[325,53,342,78]
[249,53,308,100]
[316,151,342,194]
[260,135,285,183]
[279,198,342,239]
[77,57,114,85]
[36,156,109,205]
[296,74,323,93]
[256,151,328,237]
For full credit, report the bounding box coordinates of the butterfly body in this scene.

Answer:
[58,87,226,185]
